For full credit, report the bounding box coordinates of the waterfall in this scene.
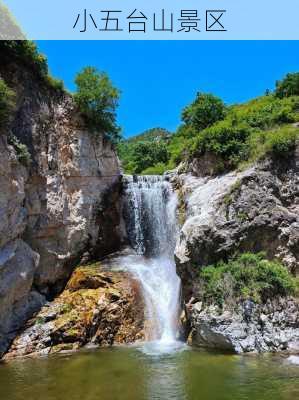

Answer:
[122,175,182,350]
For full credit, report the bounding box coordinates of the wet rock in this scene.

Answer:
[4,263,144,360]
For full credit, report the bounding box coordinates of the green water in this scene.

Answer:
[1,346,298,400]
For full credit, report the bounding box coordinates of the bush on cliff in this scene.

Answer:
[177,94,299,170]
[0,41,65,93]
[190,120,252,169]
[248,125,299,160]
[8,135,31,166]
[0,78,15,131]
[74,66,120,141]
[0,41,48,77]
[197,253,297,307]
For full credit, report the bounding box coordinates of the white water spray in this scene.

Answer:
[122,175,182,351]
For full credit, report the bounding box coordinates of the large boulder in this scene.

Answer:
[4,263,144,360]
[0,239,44,356]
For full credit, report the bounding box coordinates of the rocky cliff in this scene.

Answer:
[174,148,299,353]
[0,49,122,356]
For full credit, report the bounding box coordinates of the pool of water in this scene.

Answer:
[1,345,298,400]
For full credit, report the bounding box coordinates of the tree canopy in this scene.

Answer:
[74,67,120,141]
[182,93,227,132]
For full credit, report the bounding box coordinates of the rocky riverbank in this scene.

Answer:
[186,297,299,353]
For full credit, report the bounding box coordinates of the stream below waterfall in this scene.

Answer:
[1,347,299,400]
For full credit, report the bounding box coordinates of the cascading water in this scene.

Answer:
[121,175,182,352]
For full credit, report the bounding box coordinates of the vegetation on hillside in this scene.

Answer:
[0,40,121,141]
[197,253,297,307]
[117,128,172,174]
[275,72,299,98]
[125,127,171,144]
[0,41,64,91]
[118,73,299,175]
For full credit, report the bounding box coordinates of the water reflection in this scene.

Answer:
[1,347,299,400]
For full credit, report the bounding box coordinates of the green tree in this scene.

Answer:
[130,141,169,174]
[182,93,226,131]
[275,72,299,98]
[74,67,120,140]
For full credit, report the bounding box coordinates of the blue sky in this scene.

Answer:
[37,41,299,138]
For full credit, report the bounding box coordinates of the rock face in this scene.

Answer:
[187,298,299,353]
[4,263,144,359]
[174,149,299,353]
[175,155,299,299]
[0,239,44,354]
[0,49,122,356]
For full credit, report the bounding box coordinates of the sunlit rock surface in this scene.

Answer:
[175,155,298,297]
[0,49,122,356]
[4,263,144,360]
[174,149,299,353]
[186,298,299,353]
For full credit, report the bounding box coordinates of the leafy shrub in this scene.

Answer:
[0,41,66,94]
[275,72,299,98]
[264,127,298,157]
[0,78,15,131]
[191,120,252,167]
[8,135,31,166]
[182,93,226,131]
[74,66,120,140]
[45,75,65,92]
[175,95,299,170]
[0,41,48,77]
[128,140,170,174]
[228,95,299,129]
[248,126,299,161]
[198,253,297,307]
[141,162,169,175]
